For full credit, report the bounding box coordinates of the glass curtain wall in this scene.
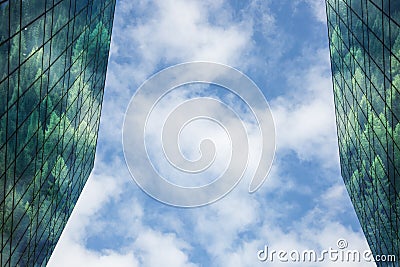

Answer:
[0,0,116,265]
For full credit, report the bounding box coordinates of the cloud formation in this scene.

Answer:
[48,0,373,266]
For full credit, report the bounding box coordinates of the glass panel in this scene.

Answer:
[0,1,9,43]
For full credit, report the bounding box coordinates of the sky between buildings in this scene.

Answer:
[48,0,374,266]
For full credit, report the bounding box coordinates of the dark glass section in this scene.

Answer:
[0,0,116,266]
[326,0,400,265]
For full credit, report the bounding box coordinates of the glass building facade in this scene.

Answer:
[0,0,115,265]
[326,0,400,264]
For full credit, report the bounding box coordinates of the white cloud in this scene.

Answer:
[48,238,139,267]
[270,48,339,168]
[303,0,327,23]
[130,0,251,64]
[113,0,254,81]
[293,0,327,24]
[133,230,197,267]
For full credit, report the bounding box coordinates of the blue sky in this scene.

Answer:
[48,0,374,266]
